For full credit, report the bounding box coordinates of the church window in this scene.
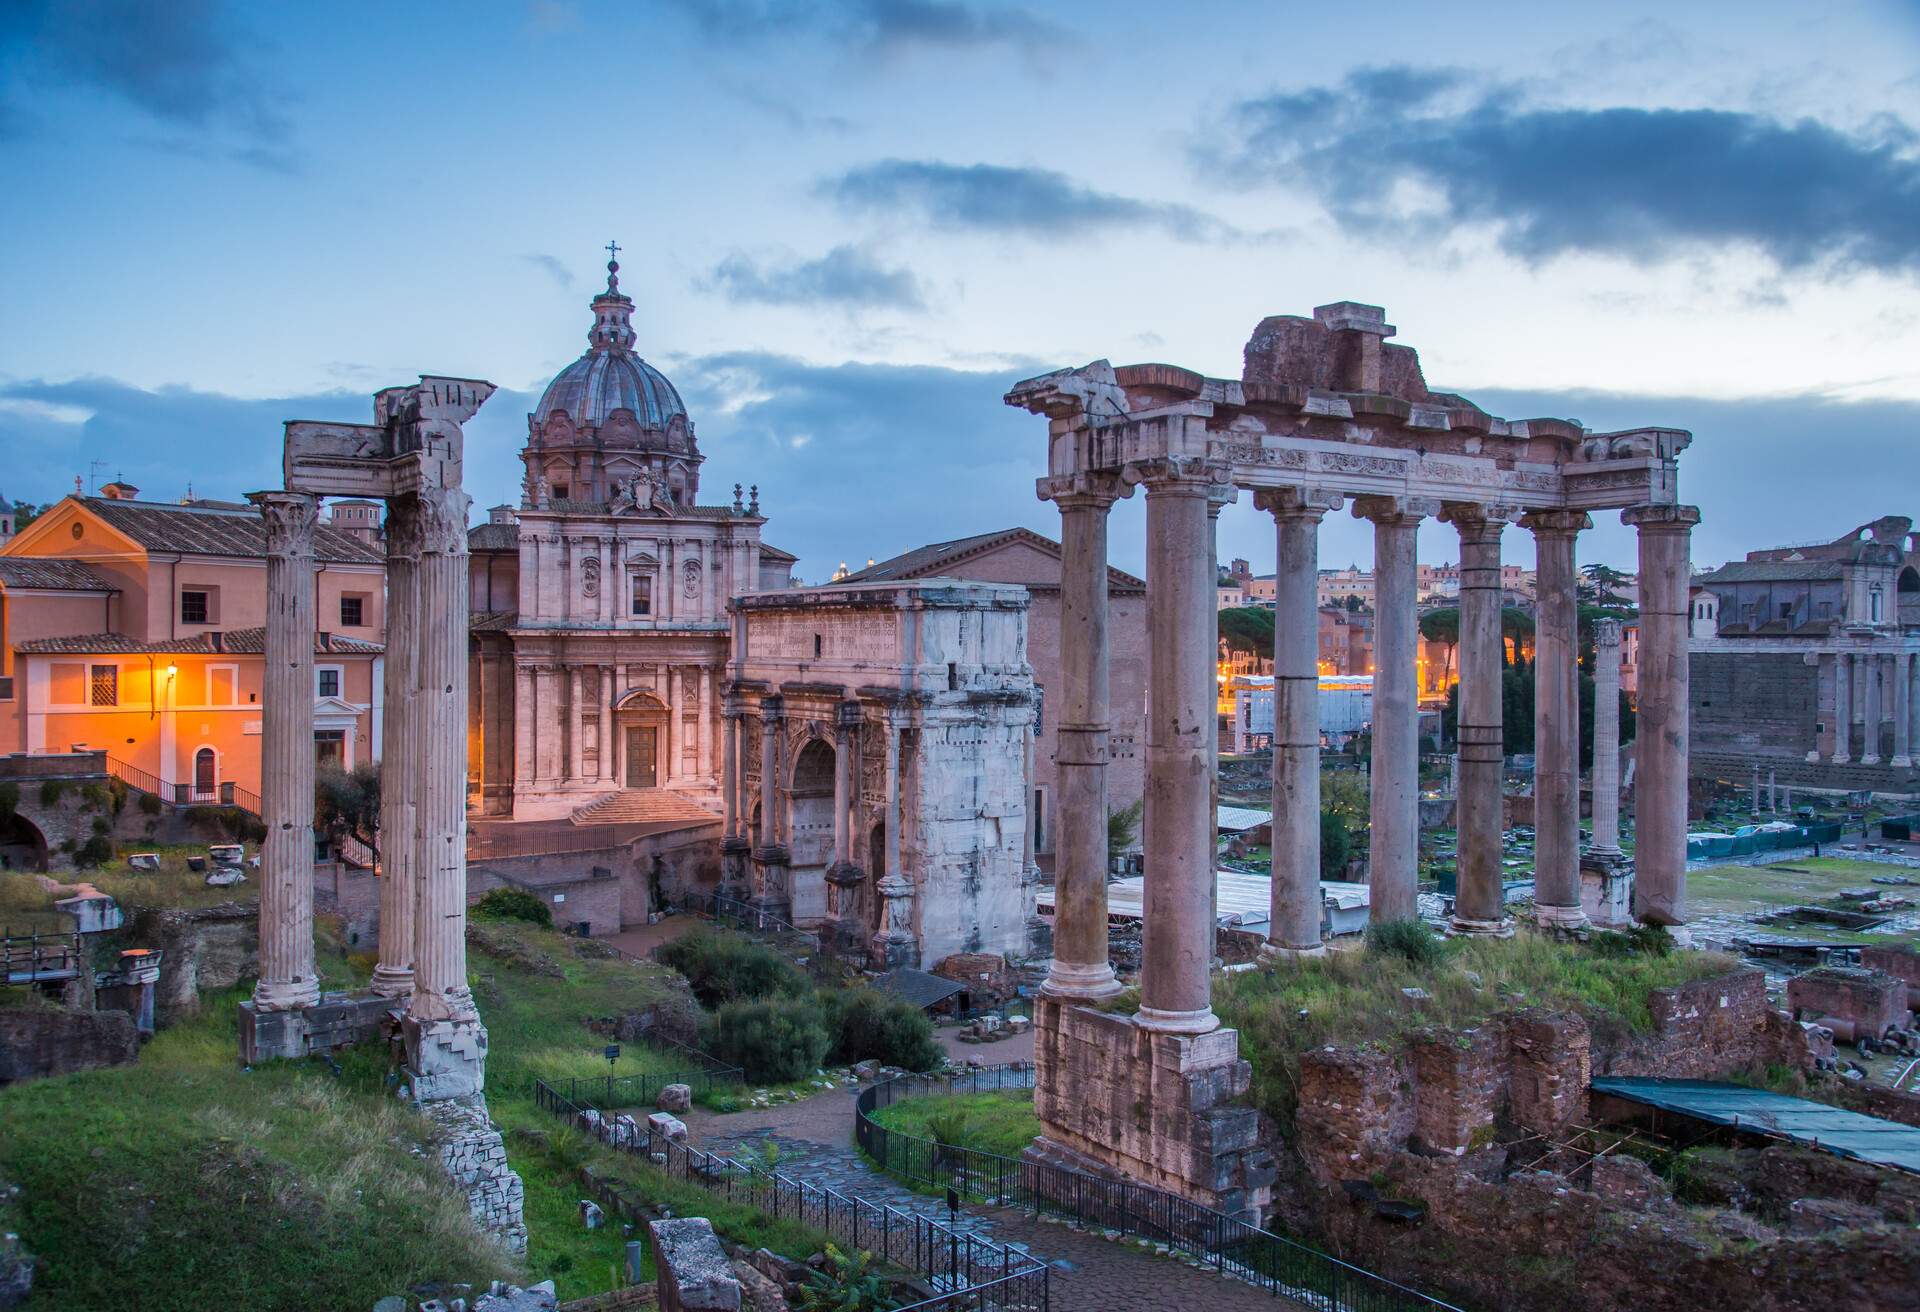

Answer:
[631,574,652,617]
[813,634,823,658]
[90,664,118,707]
[553,484,569,501]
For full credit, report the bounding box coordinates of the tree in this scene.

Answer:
[1108,799,1143,854]
[1218,606,1275,661]
[1343,593,1364,613]
[11,501,44,531]
[1320,809,1352,879]
[1419,608,1459,689]
[1579,563,1634,608]
[315,761,380,860]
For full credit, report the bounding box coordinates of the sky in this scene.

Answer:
[2,0,1918,580]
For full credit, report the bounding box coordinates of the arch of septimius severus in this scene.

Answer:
[1006,301,1697,1219]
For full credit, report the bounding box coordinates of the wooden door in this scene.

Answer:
[625,726,657,788]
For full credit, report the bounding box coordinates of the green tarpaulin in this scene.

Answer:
[1591,1077,1920,1174]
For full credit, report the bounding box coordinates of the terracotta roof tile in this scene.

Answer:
[840,526,1145,591]
[0,558,118,592]
[78,497,383,564]
[14,627,382,656]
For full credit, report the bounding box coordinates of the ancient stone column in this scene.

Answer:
[873,710,915,967]
[758,698,781,849]
[372,495,420,999]
[1623,503,1701,933]
[1356,496,1429,924]
[1037,474,1126,999]
[1138,459,1227,1034]
[250,491,322,1013]
[1260,488,1334,956]
[603,664,620,783]
[825,701,864,937]
[1896,653,1914,768]
[513,664,536,793]
[720,700,739,839]
[1750,766,1763,816]
[1862,653,1884,765]
[1589,618,1624,860]
[568,667,585,782]
[407,488,482,1064]
[1525,510,1588,929]
[831,708,853,869]
[752,695,791,919]
[1444,504,1512,935]
[1833,652,1853,763]
[1768,769,1778,812]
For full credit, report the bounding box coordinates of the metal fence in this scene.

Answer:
[533,1077,1049,1310]
[535,1061,745,1114]
[858,1065,1462,1312]
[467,822,641,860]
[0,931,83,986]
[676,890,815,942]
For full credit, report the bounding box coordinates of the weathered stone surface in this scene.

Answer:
[930,952,1017,1008]
[0,1005,138,1086]
[1862,943,1920,1012]
[424,1094,527,1255]
[1506,1010,1591,1136]
[1787,966,1905,1042]
[650,1217,741,1312]
[656,1083,692,1113]
[125,901,256,1025]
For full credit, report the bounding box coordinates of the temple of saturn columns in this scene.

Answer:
[1005,302,1698,1217]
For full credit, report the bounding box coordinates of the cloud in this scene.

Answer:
[0,0,295,168]
[665,0,1057,55]
[701,245,927,311]
[821,159,1239,242]
[522,254,575,290]
[1209,66,1920,276]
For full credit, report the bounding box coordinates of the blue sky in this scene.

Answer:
[2,0,1918,578]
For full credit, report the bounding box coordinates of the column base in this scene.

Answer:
[1448,914,1514,938]
[238,990,394,1065]
[1039,960,1125,1000]
[1133,1004,1221,1035]
[1533,904,1590,931]
[1259,940,1326,961]
[1862,755,1882,766]
[368,966,415,1000]
[251,976,322,1013]
[403,1013,490,1102]
[1833,755,1852,765]
[1806,751,1822,763]
[1891,756,1913,768]
[870,933,918,971]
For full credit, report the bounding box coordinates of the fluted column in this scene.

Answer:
[1523,509,1589,929]
[409,487,478,1026]
[758,697,781,849]
[873,710,914,966]
[1895,653,1914,768]
[1589,618,1624,859]
[568,667,585,782]
[250,491,322,1012]
[1624,503,1701,932]
[1037,474,1127,999]
[371,495,420,999]
[1355,496,1430,924]
[721,701,740,839]
[1862,653,1885,765]
[1832,653,1853,763]
[1444,504,1512,935]
[1260,488,1338,956]
[831,706,854,868]
[1137,459,1228,1035]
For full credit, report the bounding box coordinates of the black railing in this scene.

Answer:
[676,890,814,941]
[857,1065,1463,1312]
[537,1061,745,1114]
[532,1077,1049,1310]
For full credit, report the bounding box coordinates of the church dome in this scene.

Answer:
[532,251,688,431]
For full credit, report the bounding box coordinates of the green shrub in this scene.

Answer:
[1365,918,1446,967]
[470,887,554,927]
[0,782,18,819]
[137,792,163,816]
[39,780,67,806]
[1589,924,1673,959]
[818,989,942,1072]
[792,1245,896,1312]
[659,927,807,1007]
[705,997,831,1083]
[72,835,114,869]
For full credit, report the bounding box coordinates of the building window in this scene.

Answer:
[315,729,345,768]
[813,633,823,658]
[89,664,118,707]
[1779,602,1793,620]
[340,594,366,627]
[180,590,209,625]
[631,573,652,616]
[317,668,341,699]
[552,484,569,501]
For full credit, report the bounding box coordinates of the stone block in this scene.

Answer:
[648,1112,688,1142]
[651,1216,742,1312]
[657,1083,692,1113]
[1787,967,1905,1042]
[404,1013,489,1102]
[0,1005,139,1086]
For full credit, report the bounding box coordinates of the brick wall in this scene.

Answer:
[1786,966,1905,1041]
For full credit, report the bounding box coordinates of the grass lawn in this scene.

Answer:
[0,899,830,1310]
[1686,858,1920,946]
[869,1089,1041,1160]
[1217,928,1737,1133]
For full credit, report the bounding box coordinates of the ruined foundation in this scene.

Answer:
[426,1094,529,1255]
[237,991,393,1065]
[1028,997,1273,1221]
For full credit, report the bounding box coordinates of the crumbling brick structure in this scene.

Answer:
[1786,966,1906,1042]
[1861,943,1920,1014]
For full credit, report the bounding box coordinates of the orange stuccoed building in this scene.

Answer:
[0,491,386,804]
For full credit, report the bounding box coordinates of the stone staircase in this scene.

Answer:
[568,789,721,828]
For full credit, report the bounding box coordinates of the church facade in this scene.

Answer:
[467,256,794,821]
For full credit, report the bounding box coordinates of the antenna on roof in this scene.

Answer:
[88,459,108,495]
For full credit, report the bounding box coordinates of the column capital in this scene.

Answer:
[415,487,473,556]
[759,693,785,722]
[384,495,423,562]
[834,698,864,732]
[1125,455,1232,496]
[1518,508,1594,537]
[1621,502,1702,532]
[1253,485,1343,519]
[1438,501,1519,530]
[1593,616,1623,645]
[249,491,319,556]
[1352,494,1439,525]
[1037,471,1132,510]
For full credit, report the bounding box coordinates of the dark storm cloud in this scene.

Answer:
[701,246,928,311]
[1211,66,1920,274]
[665,0,1056,53]
[0,0,294,167]
[822,160,1238,242]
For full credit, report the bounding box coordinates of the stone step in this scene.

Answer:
[569,789,720,828]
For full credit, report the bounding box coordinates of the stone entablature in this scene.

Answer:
[722,580,1036,969]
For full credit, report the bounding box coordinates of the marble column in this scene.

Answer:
[753,695,791,919]
[568,667,585,782]
[1444,504,1512,935]
[1623,503,1701,932]
[1138,460,1227,1035]
[721,701,740,839]
[408,486,480,1037]
[1832,653,1853,763]
[1526,510,1589,929]
[825,701,863,938]
[1862,653,1884,765]
[757,698,781,850]
[873,711,914,967]
[1261,488,1336,956]
[513,664,535,799]
[697,664,714,782]
[249,491,322,1012]
[1356,496,1429,924]
[831,704,855,869]
[1037,475,1126,999]
[371,495,419,999]
[1589,619,1624,860]
[1896,653,1915,768]
[602,664,619,783]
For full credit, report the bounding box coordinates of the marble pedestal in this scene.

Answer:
[749,846,794,925]
[1580,855,1635,931]
[719,835,752,900]
[403,1013,490,1102]
[239,990,395,1065]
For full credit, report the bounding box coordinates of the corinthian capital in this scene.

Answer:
[1037,470,1131,511]
[414,487,473,556]
[249,491,319,557]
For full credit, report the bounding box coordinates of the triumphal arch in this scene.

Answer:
[1006,302,1697,1217]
